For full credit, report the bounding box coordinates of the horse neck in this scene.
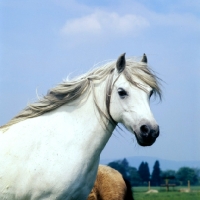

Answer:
[49,77,116,153]
[79,77,115,132]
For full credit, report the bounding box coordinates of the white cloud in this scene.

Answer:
[60,10,150,37]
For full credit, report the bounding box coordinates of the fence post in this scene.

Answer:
[188,180,190,190]
[148,181,150,191]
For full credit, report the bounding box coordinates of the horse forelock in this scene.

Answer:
[124,61,162,100]
[0,58,161,132]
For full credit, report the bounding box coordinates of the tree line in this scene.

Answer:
[107,158,200,186]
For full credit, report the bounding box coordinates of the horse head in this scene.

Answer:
[109,53,160,146]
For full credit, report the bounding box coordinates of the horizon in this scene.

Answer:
[100,155,200,162]
[100,155,200,173]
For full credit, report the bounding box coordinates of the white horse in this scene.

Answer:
[0,53,161,200]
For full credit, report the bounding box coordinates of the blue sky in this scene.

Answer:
[0,0,200,162]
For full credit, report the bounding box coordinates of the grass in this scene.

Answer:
[133,186,200,200]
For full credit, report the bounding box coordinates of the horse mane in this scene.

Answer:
[0,57,162,132]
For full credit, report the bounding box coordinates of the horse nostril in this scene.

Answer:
[152,126,160,138]
[140,125,150,137]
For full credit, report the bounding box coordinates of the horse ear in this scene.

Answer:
[141,53,147,63]
[116,53,126,73]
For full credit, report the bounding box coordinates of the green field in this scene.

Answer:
[133,186,200,200]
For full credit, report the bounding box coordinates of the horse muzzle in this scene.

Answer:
[134,123,160,146]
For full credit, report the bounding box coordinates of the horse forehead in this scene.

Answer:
[116,74,152,91]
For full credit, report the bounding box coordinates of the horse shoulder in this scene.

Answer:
[0,114,90,199]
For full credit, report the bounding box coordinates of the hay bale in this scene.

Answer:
[179,188,190,193]
[146,189,158,193]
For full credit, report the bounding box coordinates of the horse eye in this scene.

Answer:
[118,88,128,99]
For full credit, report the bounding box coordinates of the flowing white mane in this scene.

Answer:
[0,58,161,132]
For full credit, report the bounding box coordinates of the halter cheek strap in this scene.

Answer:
[106,69,118,126]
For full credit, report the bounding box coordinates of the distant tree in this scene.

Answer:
[151,160,161,186]
[107,158,130,181]
[108,158,143,186]
[144,162,150,182]
[138,162,145,182]
[121,158,129,171]
[194,168,200,185]
[176,167,198,185]
[129,166,141,186]
[161,170,176,179]
[138,161,150,184]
